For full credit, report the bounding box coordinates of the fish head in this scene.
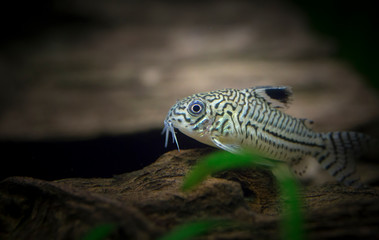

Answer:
[162,95,215,150]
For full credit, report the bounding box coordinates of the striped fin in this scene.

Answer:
[317,131,372,188]
[251,86,292,108]
[290,157,309,177]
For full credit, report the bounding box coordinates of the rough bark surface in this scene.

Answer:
[1,148,379,239]
[0,177,160,240]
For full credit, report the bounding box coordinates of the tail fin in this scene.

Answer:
[317,131,373,188]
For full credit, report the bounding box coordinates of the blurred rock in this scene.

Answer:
[55,148,276,228]
[0,1,377,139]
[1,148,379,239]
[0,177,159,240]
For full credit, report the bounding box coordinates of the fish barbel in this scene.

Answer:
[162,87,374,187]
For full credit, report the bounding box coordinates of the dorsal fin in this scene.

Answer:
[251,86,293,108]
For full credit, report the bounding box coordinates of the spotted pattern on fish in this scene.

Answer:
[162,87,374,187]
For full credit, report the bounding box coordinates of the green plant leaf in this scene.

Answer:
[181,150,276,191]
[273,164,305,240]
[157,220,229,240]
[81,223,116,240]
[181,150,305,240]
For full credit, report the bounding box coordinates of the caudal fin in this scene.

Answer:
[317,131,373,188]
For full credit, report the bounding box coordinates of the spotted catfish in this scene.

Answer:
[162,87,374,187]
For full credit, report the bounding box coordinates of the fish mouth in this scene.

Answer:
[162,120,180,151]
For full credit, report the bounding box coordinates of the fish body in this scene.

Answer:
[162,87,373,187]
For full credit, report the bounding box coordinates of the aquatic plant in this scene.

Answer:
[178,150,304,240]
[81,223,116,240]
[157,219,231,240]
[82,151,304,240]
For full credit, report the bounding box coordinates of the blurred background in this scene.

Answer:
[0,0,378,181]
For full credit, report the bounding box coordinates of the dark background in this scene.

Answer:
[0,0,378,181]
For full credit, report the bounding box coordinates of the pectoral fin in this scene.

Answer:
[211,137,241,154]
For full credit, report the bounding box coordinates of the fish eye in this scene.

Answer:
[188,100,205,115]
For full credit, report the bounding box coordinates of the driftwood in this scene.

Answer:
[1,148,379,239]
